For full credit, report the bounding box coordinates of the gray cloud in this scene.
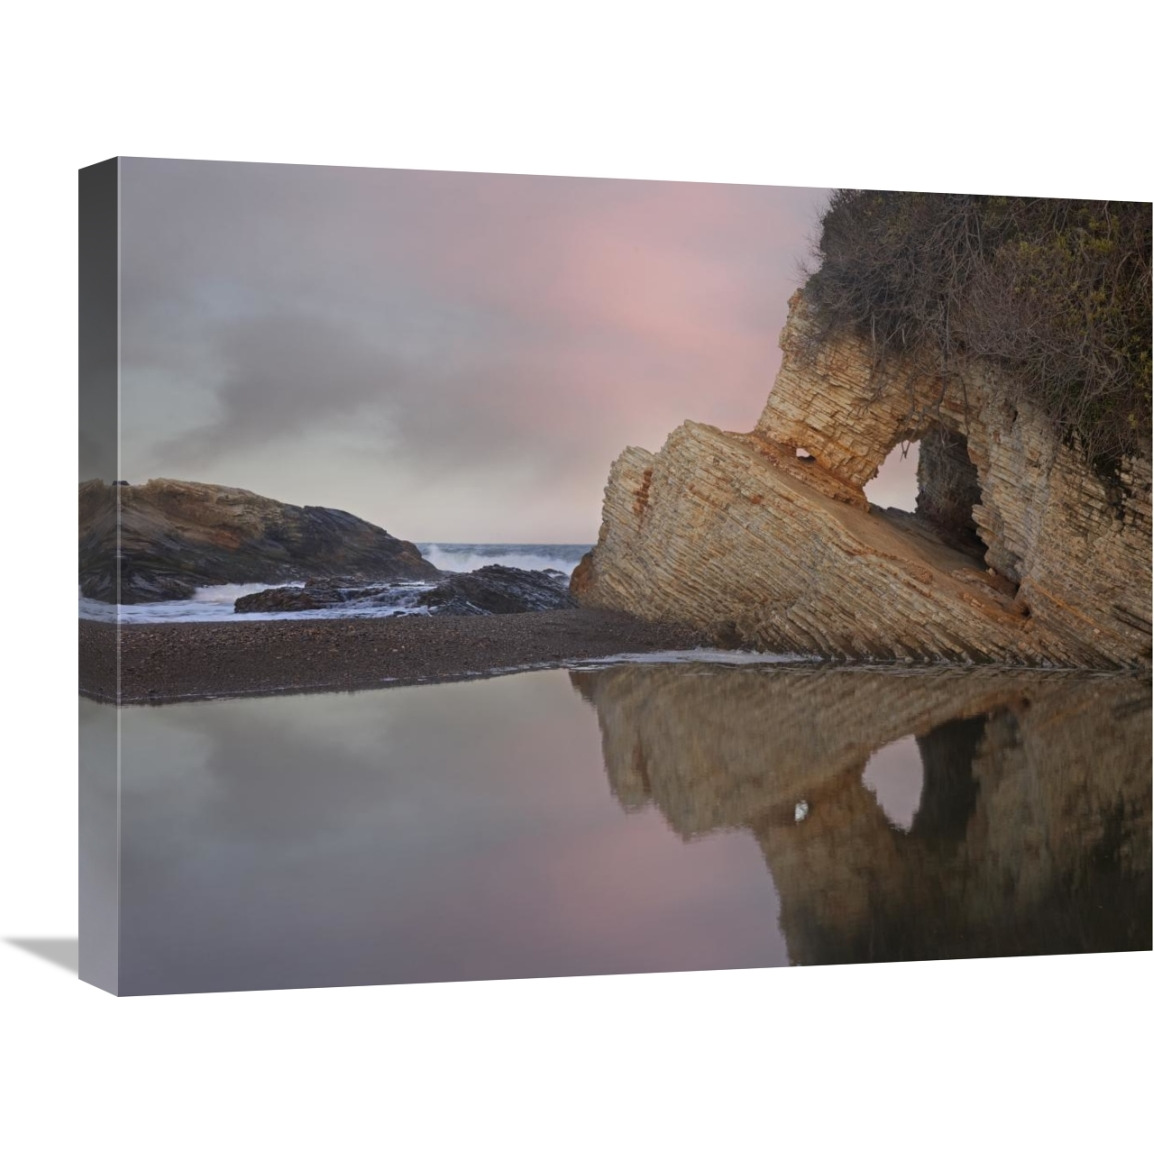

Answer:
[152,310,409,469]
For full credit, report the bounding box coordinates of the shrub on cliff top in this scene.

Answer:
[803,190,1152,470]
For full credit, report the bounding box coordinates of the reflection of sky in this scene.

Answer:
[116,672,786,994]
[862,735,923,829]
[118,158,832,542]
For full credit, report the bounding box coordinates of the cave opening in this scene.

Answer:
[914,427,986,561]
[866,427,987,563]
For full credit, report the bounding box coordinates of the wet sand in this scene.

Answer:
[79,610,710,704]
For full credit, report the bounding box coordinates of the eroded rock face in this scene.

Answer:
[79,478,438,604]
[572,292,1152,668]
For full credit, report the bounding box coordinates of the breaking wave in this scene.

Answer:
[419,543,590,577]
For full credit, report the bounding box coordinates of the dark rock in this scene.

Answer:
[234,584,343,614]
[417,565,575,616]
[79,477,439,604]
[80,562,201,604]
[234,577,427,615]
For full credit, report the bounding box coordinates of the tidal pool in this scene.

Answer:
[85,663,1151,995]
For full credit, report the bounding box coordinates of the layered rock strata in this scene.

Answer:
[79,478,438,604]
[572,292,1152,668]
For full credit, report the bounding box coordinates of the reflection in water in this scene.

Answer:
[108,664,1150,994]
[572,665,1152,965]
[861,736,923,831]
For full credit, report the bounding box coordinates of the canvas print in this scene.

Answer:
[79,158,1151,995]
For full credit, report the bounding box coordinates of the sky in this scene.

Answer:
[118,158,918,543]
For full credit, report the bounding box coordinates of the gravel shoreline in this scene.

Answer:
[79,610,711,704]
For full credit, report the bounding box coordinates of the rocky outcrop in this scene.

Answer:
[231,565,574,617]
[572,291,1152,668]
[79,478,438,603]
[415,565,574,615]
[232,578,405,615]
[234,583,340,614]
[570,662,1152,963]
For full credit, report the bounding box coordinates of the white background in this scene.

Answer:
[1,3,1150,1150]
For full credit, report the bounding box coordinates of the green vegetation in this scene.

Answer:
[803,191,1152,470]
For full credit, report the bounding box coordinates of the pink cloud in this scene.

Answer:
[122,160,829,539]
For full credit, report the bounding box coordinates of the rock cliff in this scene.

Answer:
[572,292,1152,668]
[79,478,438,603]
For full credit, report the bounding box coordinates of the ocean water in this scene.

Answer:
[95,663,1151,995]
[79,543,592,624]
[416,542,590,576]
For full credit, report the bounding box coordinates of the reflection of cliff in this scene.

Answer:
[571,664,1152,963]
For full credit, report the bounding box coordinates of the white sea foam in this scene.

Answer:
[78,596,119,623]
[79,581,435,624]
[190,582,303,604]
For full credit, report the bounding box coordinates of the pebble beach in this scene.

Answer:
[79,609,710,704]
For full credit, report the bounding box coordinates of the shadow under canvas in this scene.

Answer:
[6,938,80,975]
